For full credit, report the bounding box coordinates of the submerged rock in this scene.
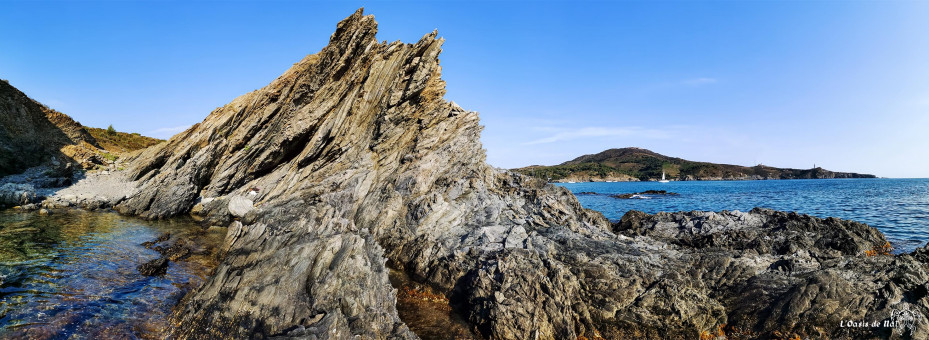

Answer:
[141,232,197,262]
[142,232,172,247]
[137,257,169,276]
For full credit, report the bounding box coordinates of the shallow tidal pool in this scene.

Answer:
[0,209,223,339]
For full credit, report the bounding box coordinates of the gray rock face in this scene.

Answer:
[105,8,929,340]
[0,183,37,207]
[40,171,136,210]
[609,209,929,338]
[226,196,254,218]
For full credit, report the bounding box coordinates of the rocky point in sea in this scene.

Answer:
[3,8,929,340]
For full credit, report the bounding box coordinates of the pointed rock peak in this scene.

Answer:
[341,7,369,25]
[415,29,440,45]
[329,7,377,46]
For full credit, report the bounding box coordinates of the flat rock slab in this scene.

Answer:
[227,196,254,218]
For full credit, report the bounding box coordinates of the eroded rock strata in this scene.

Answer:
[105,9,928,339]
[0,80,142,209]
[0,80,103,177]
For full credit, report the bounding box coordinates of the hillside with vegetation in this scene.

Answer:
[513,147,876,182]
[1,79,165,177]
[85,125,163,154]
[0,79,101,176]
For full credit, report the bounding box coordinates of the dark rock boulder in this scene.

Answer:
[138,257,169,276]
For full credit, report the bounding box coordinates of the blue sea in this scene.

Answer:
[557,178,929,252]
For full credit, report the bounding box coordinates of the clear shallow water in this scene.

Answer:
[0,209,222,339]
[558,178,929,252]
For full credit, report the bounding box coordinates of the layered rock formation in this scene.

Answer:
[105,9,928,339]
[0,80,125,208]
[613,209,929,339]
[0,79,100,176]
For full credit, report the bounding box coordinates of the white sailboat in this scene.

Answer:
[659,171,669,183]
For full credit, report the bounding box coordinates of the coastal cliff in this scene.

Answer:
[514,147,877,182]
[0,80,164,209]
[111,10,928,339]
[0,80,100,176]
[4,9,928,339]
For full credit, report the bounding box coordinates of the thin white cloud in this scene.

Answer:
[681,77,718,86]
[147,125,191,139]
[523,126,672,145]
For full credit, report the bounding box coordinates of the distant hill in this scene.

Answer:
[512,147,876,182]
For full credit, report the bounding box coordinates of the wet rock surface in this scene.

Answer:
[389,269,479,339]
[136,232,208,277]
[11,8,925,340]
[137,257,169,276]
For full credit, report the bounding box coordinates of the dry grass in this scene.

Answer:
[85,126,162,154]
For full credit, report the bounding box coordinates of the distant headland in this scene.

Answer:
[512,147,876,182]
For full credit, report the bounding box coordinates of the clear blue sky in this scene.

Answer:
[2,1,927,178]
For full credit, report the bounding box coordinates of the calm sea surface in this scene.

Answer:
[558,178,929,252]
[0,210,223,339]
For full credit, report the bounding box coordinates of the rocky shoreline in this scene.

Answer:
[0,166,135,212]
[2,8,927,340]
[4,172,928,339]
